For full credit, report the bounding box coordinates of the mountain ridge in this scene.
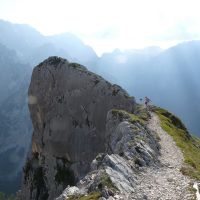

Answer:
[1,20,200,195]
[0,20,98,66]
[20,57,200,200]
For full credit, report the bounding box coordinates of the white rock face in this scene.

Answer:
[56,186,81,200]
[21,57,135,200]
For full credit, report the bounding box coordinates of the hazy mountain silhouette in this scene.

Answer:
[97,41,200,135]
[0,20,98,67]
[0,43,31,103]
[0,43,32,194]
[0,78,32,194]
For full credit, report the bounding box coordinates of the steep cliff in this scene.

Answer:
[21,57,200,200]
[21,57,134,199]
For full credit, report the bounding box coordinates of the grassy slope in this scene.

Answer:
[112,104,150,125]
[154,107,200,180]
[67,192,101,200]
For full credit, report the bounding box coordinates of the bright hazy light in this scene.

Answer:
[1,0,200,55]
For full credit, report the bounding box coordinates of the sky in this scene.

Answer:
[0,0,200,55]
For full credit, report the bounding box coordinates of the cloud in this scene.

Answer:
[92,27,120,40]
[1,0,200,54]
[149,19,200,42]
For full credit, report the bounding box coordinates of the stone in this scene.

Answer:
[52,108,161,199]
[107,197,115,200]
[21,57,135,200]
[56,186,81,200]
[20,56,194,200]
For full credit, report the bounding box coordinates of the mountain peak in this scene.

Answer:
[22,57,134,199]
[20,57,200,200]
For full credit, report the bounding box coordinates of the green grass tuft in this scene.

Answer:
[67,192,101,200]
[111,108,148,126]
[134,104,151,121]
[68,63,87,71]
[99,171,118,191]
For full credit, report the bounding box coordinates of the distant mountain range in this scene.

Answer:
[0,19,200,194]
[96,41,200,135]
[0,20,98,67]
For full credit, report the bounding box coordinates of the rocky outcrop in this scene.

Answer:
[56,110,196,200]
[21,57,135,200]
[56,110,161,200]
[21,56,197,200]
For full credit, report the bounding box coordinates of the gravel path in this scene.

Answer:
[131,113,194,200]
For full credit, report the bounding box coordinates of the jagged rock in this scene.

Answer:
[56,109,161,199]
[103,154,136,193]
[105,110,160,166]
[21,57,135,200]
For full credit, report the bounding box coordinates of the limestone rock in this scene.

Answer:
[106,110,160,166]
[21,56,135,200]
[56,109,160,200]
[56,186,81,200]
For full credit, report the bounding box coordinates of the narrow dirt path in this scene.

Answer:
[132,112,194,200]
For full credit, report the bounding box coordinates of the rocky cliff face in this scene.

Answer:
[56,110,161,200]
[21,56,197,200]
[21,57,134,199]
